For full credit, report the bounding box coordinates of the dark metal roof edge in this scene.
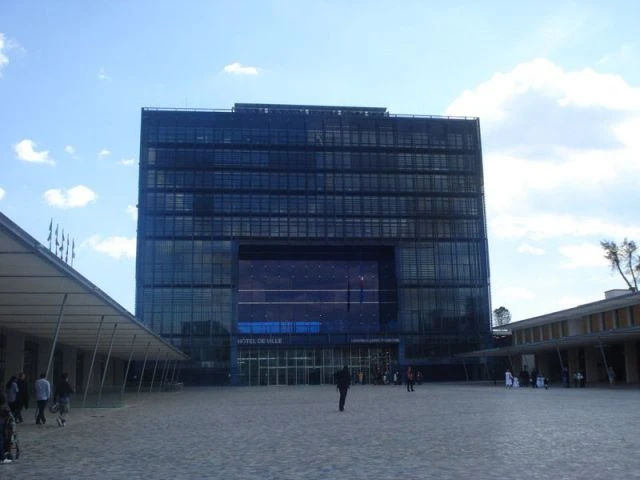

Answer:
[234,103,388,113]
[506,292,640,330]
[140,105,479,121]
[457,325,640,357]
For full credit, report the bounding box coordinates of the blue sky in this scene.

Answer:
[1,1,639,322]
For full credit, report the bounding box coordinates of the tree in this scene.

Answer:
[493,306,511,327]
[600,238,639,291]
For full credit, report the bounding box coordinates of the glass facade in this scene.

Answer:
[136,103,491,385]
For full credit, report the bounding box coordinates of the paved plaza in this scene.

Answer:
[6,383,640,479]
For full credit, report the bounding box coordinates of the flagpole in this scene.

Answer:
[47,218,53,251]
[55,224,60,257]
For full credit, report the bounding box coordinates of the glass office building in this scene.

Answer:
[136,103,491,385]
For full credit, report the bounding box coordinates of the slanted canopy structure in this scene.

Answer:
[0,211,187,380]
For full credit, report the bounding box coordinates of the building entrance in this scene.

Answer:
[237,346,397,386]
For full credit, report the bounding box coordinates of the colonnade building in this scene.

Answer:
[136,103,491,385]
[465,290,640,385]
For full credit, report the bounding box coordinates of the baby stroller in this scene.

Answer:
[2,413,20,462]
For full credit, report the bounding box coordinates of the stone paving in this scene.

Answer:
[5,383,640,479]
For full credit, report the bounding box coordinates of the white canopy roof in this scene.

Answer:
[0,212,187,361]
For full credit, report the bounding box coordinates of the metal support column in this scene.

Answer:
[461,357,469,382]
[554,342,565,370]
[137,342,151,396]
[598,337,610,378]
[45,293,69,382]
[149,351,160,393]
[82,316,105,407]
[98,323,118,405]
[169,360,178,384]
[120,334,137,396]
[484,361,492,382]
[158,353,169,391]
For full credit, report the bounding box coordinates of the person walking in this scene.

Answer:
[15,372,28,423]
[406,366,415,392]
[4,376,19,421]
[34,372,51,425]
[54,373,74,427]
[336,365,351,412]
[505,368,514,389]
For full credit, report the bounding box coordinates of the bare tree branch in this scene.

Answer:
[601,239,637,291]
[493,306,511,327]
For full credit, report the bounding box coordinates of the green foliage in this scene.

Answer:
[493,306,511,327]
[600,238,639,291]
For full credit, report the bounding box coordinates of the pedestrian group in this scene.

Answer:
[1,371,74,463]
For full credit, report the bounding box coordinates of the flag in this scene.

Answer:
[65,236,69,263]
[55,224,60,252]
[47,218,52,244]
[71,239,76,266]
[346,273,351,312]
[60,230,65,257]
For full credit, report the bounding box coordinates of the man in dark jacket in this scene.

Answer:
[15,372,28,423]
[336,365,351,412]
[54,373,74,427]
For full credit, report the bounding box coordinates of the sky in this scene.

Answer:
[1,1,639,324]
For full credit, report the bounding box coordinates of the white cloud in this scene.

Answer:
[98,148,111,157]
[126,205,138,221]
[482,147,635,213]
[558,243,610,269]
[490,214,640,241]
[44,185,98,208]
[599,43,634,65]
[87,235,136,258]
[0,187,5,200]
[612,117,640,150]
[446,59,640,216]
[97,66,111,81]
[448,58,640,320]
[14,139,55,165]
[0,33,8,76]
[517,243,545,255]
[446,58,640,126]
[223,62,259,75]
[496,286,536,300]
[117,158,136,166]
[64,145,76,155]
